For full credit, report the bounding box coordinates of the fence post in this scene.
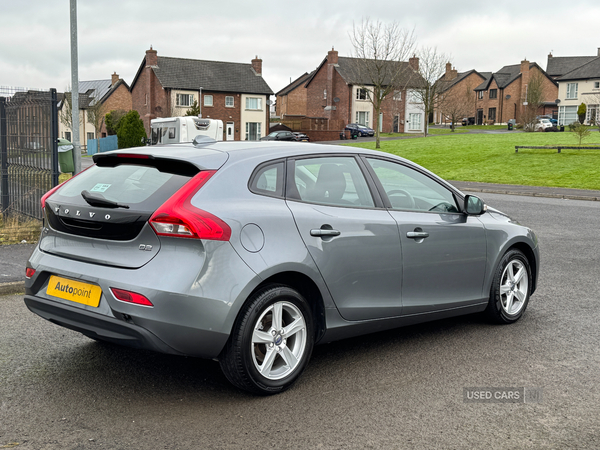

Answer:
[0,97,8,214]
[50,89,59,187]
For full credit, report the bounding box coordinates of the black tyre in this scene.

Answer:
[220,285,314,395]
[486,249,532,324]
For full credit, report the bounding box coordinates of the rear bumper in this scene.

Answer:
[24,295,184,355]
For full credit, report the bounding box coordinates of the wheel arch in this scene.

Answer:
[247,271,327,344]
[505,241,538,294]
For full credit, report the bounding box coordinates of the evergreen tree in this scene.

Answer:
[117,110,147,148]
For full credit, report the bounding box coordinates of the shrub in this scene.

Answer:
[117,110,147,149]
[577,103,587,124]
[105,109,127,135]
[571,122,591,145]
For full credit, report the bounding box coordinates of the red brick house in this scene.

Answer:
[300,49,425,136]
[58,72,132,145]
[473,60,558,124]
[275,72,313,118]
[433,64,490,125]
[130,47,273,141]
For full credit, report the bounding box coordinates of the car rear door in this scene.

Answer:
[285,155,404,321]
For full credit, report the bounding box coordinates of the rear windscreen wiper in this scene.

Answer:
[81,190,130,209]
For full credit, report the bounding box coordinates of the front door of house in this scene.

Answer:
[226,122,234,141]
[393,115,399,133]
[477,109,483,125]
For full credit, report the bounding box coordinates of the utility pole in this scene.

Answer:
[70,0,81,173]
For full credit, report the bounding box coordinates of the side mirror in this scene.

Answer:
[464,195,487,215]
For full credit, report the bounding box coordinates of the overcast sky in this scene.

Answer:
[2,0,600,95]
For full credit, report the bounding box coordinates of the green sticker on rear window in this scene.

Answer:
[90,183,111,193]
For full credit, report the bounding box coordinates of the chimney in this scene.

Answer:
[252,56,262,75]
[445,62,458,80]
[146,46,158,67]
[409,55,419,72]
[597,48,600,56]
[111,72,119,86]
[328,47,338,65]
[520,59,530,100]
[548,52,553,58]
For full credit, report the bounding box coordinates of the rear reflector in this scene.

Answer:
[25,268,36,279]
[110,288,153,307]
[149,170,231,241]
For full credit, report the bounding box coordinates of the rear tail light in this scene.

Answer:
[149,170,231,241]
[25,268,36,279]
[110,288,153,307]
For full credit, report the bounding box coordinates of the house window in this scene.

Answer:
[489,89,497,99]
[245,122,262,140]
[488,108,496,122]
[558,105,578,126]
[393,91,402,101]
[204,95,213,107]
[246,97,262,110]
[566,83,578,99]
[356,88,368,100]
[356,111,369,126]
[595,82,600,89]
[478,91,484,99]
[408,113,422,131]
[324,89,327,100]
[176,93,194,107]
[87,132,94,141]
[145,94,148,106]
[65,131,71,141]
[225,96,234,107]
[586,104,599,124]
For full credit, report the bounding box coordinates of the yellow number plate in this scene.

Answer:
[47,276,102,307]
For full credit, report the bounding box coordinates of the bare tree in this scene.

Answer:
[349,18,416,148]
[59,91,81,135]
[86,98,106,138]
[521,72,545,132]
[438,84,474,132]
[411,47,450,137]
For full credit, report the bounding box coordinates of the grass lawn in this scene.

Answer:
[347,131,600,190]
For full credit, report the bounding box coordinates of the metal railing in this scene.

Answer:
[0,88,59,219]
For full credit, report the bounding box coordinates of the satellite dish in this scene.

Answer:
[505,95,511,100]
[333,97,340,103]
[555,99,561,104]
[266,99,272,105]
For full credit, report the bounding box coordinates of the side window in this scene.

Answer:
[292,156,374,208]
[366,158,459,213]
[249,162,284,198]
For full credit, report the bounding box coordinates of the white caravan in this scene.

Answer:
[150,117,224,144]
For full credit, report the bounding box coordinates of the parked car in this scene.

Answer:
[24,138,539,395]
[534,118,553,132]
[537,115,558,126]
[260,131,295,141]
[292,132,310,142]
[462,117,475,126]
[345,123,375,137]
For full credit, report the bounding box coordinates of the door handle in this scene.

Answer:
[310,228,341,237]
[406,231,429,239]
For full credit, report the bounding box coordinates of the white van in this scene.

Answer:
[150,117,223,144]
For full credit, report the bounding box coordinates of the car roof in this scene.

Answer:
[93,141,452,187]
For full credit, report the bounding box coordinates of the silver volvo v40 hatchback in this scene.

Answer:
[25,139,539,395]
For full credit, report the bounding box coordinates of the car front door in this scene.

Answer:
[365,157,487,315]
[286,155,404,321]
